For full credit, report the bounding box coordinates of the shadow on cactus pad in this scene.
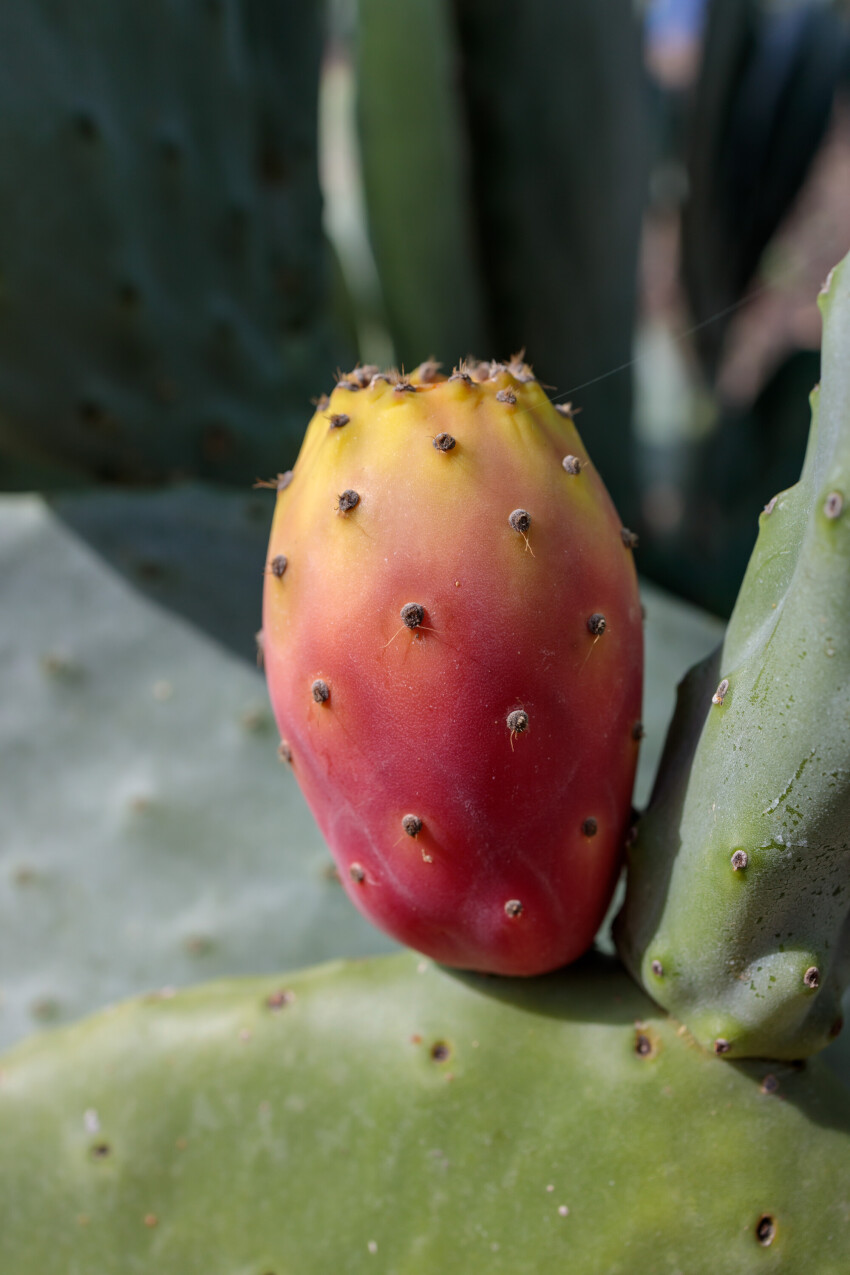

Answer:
[51,482,274,663]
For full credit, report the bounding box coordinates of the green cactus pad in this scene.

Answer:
[1,951,849,1272]
[355,0,647,523]
[616,251,850,1059]
[450,0,648,526]
[0,1,342,485]
[0,492,396,1054]
[356,0,486,366]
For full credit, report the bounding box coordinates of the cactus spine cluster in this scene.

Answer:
[262,358,643,975]
[616,258,850,1059]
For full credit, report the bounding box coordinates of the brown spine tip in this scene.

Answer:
[755,1215,776,1247]
[402,814,423,838]
[496,388,517,404]
[269,554,288,578]
[586,613,606,636]
[632,721,645,741]
[337,489,360,513]
[506,709,529,734]
[650,959,663,977]
[277,741,293,764]
[824,491,844,519]
[582,817,598,837]
[311,679,330,704]
[433,432,456,452]
[713,1037,732,1055]
[562,455,582,474]
[509,508,531,534]
[712,678,729,706]
[349,863,366,883]
[803,965,820,989]
[504,899,523,918]
[620,527,639,549]
[731,849,748,871]
[400,602,425,629]
[328,413,350,429]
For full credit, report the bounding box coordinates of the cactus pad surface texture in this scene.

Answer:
[262,360,644,975]
[616,251,850,1059]
[0,488,398,1054]
[1,952,849,1273]
[0,1,338,483]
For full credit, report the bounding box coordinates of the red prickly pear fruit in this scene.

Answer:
[263,359,643,975]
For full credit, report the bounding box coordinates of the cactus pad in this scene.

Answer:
[1,951,849,1271]
[0,1,340,483]
[616,252,850,1059]
[0,490,395,1053]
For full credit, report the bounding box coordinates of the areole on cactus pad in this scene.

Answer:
[262,358,643,975]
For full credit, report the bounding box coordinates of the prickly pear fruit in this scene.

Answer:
[262,360,643,975]
[615,254,850,1059]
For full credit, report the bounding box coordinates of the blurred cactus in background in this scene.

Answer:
[0,1,347,488]
[636,0,850,613]
[356,0,649,526]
